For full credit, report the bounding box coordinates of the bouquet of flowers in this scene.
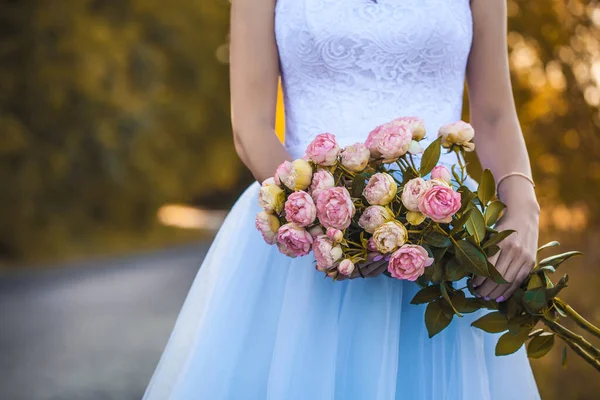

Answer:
[255,117,600,372]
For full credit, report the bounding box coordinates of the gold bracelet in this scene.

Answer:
[496,172,535,190]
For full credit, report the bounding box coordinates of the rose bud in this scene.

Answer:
[255,211,281,245]
[438,121,476,152]
[358,205,394,234]
[363,172,398,206]
[388,244,434,281]
[372,220,408,254]
[305,133,340,166]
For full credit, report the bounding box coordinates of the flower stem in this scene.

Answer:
[543,318,600,360]
[558,335,600,372]
[554,298,600,340]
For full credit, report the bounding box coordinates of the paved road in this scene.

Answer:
[0,244,207,400]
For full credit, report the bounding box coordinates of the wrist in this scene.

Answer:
[497,177,540,216]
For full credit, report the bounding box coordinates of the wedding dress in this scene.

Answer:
[144,0,540,398]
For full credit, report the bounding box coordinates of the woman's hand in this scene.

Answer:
[336,252,389,281]
[473,180,540,302]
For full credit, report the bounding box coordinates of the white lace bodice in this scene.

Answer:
[275,0,473,165]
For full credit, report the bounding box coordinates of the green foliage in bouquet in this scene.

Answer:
[402,141,600,373]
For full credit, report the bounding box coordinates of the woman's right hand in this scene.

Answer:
[336,252,389,281]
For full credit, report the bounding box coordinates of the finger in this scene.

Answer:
[488,255,523,300]
[498,256,535,301]
[477,251,514,299]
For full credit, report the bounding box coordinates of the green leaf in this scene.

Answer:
[449,208,474,236]
[465,206,486,244]
[440,283,463,317]
[523,288,547,313]
[411,285,442,304]
[537,241,560,254]
[478,169,496,205]
[472,311,509,333]
[419,137,442,176]
[430,258,445,284]
[457,186,477,211]
[545,274,569,299]
[452,290,482,314]
[351,174,368,198]
[527,333,555,359]
[425,299,453,338]
[423,231,451,248]
[444,258,468,281]
[507,315,535,335]
[538,251,583,268]
[485,244,501,258]
[527,273,546,290]
[484,201,505,227]
[495,329,530,356]
[454,240,489,277]
[539,265,556,274]
[504,297,521,320]
[482,229,516,249]
[487,262,509,284]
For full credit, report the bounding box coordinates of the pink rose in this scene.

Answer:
[398,116,427,141]
[401,177,430,212]
[305,133,341,166]
[372,220,408,254]
[309,169,335,203]
[363,173,397,206]
[365,125,385,158]
[341,143,370,172]
[316,187,356,230]
[276,223,313,257]
[284,191,317,227]
[377,123,413,162]
[431,165,452,184]
[438,121,476,152]
[313,234,343,269]
[274,161,293,186]
[358,205,394,234]
[255,211,281,245]
[418,185,462,223]
[388,245,434,281]
[326,227,344,243]
[337,259,355,276]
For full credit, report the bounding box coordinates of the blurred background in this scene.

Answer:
[0,0,599,399]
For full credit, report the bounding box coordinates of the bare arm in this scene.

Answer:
[467,0,540,300]
[230,0,291,182]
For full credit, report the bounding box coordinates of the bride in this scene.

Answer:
[144,0,541,399]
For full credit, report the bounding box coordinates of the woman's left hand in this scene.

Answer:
[473,197,540,302]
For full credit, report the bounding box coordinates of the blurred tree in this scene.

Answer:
[0,0,240,259]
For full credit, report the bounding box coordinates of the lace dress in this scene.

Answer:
[143,1,541,398]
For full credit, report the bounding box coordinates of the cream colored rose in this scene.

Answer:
[373,220,408,254]
[258,184,285,214]
[280,159,313,191]
[438,121,475,152]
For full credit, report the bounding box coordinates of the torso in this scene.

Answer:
[275,0,473,165]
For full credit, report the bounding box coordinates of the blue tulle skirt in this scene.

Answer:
[143,179,540,400]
